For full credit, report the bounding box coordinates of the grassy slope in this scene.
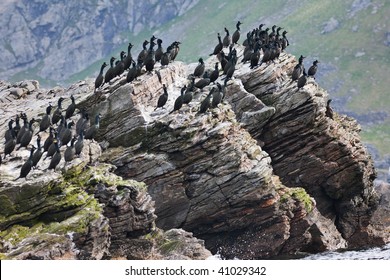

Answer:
[10,0,390,155]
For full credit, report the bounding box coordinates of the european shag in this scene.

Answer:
[16,113,28,144]
[65,95,76,119]
[114,51,126,77]
[170,86,186,114]
[123,43,134,70]
[19,118,35,150]
[155,84,169,110]
[126,61,138,83]
[326,99,334,119]
[297,70,308,90]
[210,33,223,56]
[104,57,116,84]
[198,88,214,114]
[52,97,65,125]
[155,39,164,62]
[32,134,43,169]
[211,84,223,108]
[37,104,52,134]
[4,119,14,143]
[75,131,84,157]
[308,60,319,78]
[209,62,220,84]
[193,58,205,78]
[64,136,77,165]
[232,21,242,44]
[60,121,75,146]
[48,140,61,171]
[223,27,231,47]
[3,126,16,159]
[95,62,108,90]
[85,114,101,140]
[16,145,36,180]
[137,40,149,65]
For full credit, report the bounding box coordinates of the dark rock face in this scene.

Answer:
[236,53,378,246]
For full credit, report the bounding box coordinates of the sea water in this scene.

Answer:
[303,243,390,260]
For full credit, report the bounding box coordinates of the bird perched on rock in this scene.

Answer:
[209,62,220,84]
[32,134,43,169]
[64,136,77,166]
[52,97,65,125]
[326,99,334,120]
[18,118,35,150]
[94,62,107,91]
[210,33,223,56]
[155,84,169,110]
[15,145,36,180]
[75,131,84,157]
[198,88,214,114]
[169,41,181,61]
[170,86,186,114]
[37,104,52,135]
[44,132,59,160]
[308,60,320,78]
[223,27,231,47]
[145,41,157,73]
[281,30,289,50]
[60,121,75,146]
[193,58,205,78]
[291,55,306,81]
[297,70,308,90]
[123,43,134,70]
[161,47,171,67]
[3,126,16,159]
[43,127,55,153]
[155,39,164,62]
[183,80,194,105]
[224,51,237,81]
[47,140,61,171]
[65,95,76,119]
[16,113,28,144]
[104,57,116,84]
[194,72,211,91]
[137,40,149,65]
[114,51,126,77]
[13,114,21,138]
[4,119,14,143]
[85,114,101,140]
[250,42,261,69]
[212,83,223,108]
[126,61,138,83]
[232,21,242,44]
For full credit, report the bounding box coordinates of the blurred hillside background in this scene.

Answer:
[1,0,389,178]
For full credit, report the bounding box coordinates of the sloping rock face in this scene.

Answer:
[0,79,209,260]
[85,61,354,257]
[234,52,379,247]
[1,45,389,259]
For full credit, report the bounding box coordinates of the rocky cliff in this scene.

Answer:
[0,45,389,259]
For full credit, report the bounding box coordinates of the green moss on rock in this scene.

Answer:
[279,187,314,213]
[0,195,17,216]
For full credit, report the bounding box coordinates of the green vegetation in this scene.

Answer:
[361,120,390,156]
[281,187,314,213]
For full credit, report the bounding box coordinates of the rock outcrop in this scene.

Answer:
[1,43,389,259]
